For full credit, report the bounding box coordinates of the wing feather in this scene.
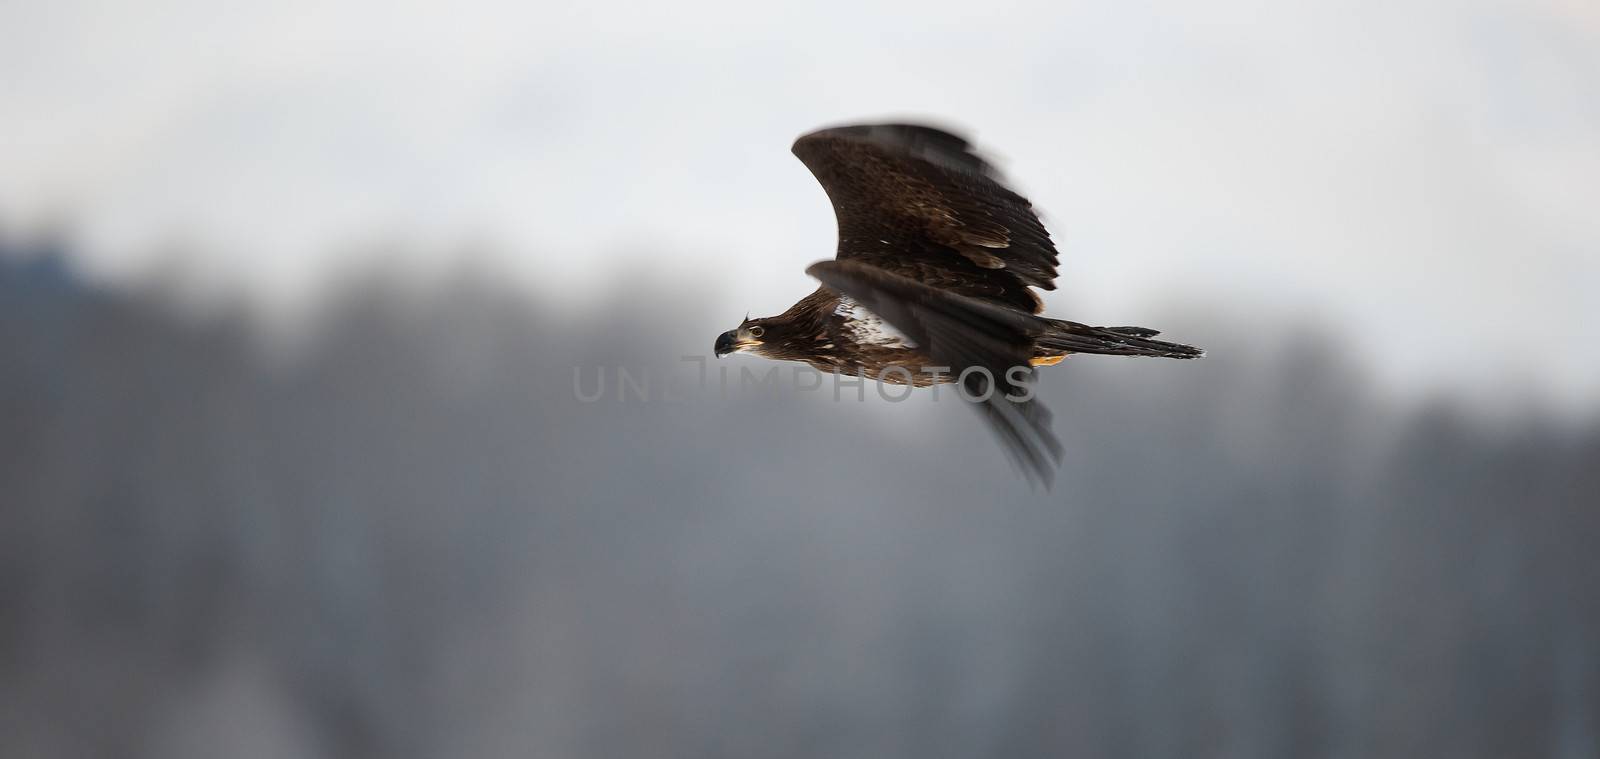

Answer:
[807,259,1063,486]
[792,123,1061,313]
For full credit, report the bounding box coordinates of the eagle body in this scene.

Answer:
[748,287,1069,387]
[747,288,946,387]
[715,122,1203,485]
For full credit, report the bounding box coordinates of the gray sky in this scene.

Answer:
[2,0,1598,408]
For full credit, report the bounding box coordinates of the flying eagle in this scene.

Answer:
[715,123,1201,485]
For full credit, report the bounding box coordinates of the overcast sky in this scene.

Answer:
[2,0,1597,408]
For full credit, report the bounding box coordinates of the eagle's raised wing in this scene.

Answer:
[791,123,1060,314]
[793,123,1067,485]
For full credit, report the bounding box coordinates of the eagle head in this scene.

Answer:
[714,314,768,358]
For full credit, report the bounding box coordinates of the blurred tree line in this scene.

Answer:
[1,240,1596,758]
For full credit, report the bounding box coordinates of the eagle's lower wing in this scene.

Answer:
[792,123,1060,314]
[808,259,1063,486]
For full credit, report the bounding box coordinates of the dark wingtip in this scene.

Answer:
[793,121,1003,179]
[974,396,1063,491]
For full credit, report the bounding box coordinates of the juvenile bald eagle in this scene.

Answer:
[715,123,1201,485]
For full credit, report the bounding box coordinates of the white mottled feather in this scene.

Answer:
[834,296,917,349]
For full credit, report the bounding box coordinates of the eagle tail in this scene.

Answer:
[1037,321,1204,359]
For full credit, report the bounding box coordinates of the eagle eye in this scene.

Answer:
[748,326,765,338]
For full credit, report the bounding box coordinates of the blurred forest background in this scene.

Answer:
[5,0,1600,756]
[2,231,1596,758]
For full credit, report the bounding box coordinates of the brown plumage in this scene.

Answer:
[714,122,1202,486]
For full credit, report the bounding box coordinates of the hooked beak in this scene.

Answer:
[714,330,737,358]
